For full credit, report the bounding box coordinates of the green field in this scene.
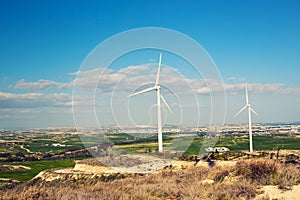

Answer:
[0,134,86,155]
[7,132,299,156]
[115,134,300,154]
[216,134,300,151]
[1,132,300,182]
[0,160,75,181]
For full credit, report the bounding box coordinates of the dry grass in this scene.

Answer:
[276,164,300,189]
[1,158,300,200]
[235,159,279,185]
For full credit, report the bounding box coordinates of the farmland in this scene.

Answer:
[0,160,75,181]
[1,125,300,183]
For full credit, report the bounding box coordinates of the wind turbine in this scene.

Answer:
[234,83,259,153]
[129,53,172,153]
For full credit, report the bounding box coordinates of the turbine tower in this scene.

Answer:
[234,83,259,153]
[129,53,172,153]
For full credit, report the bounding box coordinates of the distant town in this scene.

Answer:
[0,122,299,162]
[1,122,300,139]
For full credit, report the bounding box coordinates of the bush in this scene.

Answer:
[213,180,259,200]
[235,159,279,184]
[213,170,230,182]
[276,165,300,189]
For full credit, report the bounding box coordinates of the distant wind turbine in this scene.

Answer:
[129,53,172,153]
[234,83,259,153]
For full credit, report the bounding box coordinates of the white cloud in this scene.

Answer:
[279,87,300,95]
[19,109,41,114]
[193,81,290,96]
[71,68,121,90]
[226,77,236,82]
[70,66,300,97]
[117,65,150,74]
[14,79,71,90]
[0,108,41,119]
[70,68,113,76]
[0,92,72,108]
[0,77,8,82]
[224,83,300,95]
[7,65,300,112]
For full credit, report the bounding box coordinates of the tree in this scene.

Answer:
[16,151,25,157]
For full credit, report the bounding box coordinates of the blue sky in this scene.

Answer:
[0,1,300,129]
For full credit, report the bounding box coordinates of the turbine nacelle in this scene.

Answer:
[129,85,172,114]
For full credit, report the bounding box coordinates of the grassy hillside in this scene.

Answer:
[1,158,300,200]
[0,160,75,181]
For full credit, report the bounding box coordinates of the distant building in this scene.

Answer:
[205,147,230,152]
[52,143,66,147]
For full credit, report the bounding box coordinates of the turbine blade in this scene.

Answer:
[250,107,259,117]
[155,53,162,86]
[233,105,247,118]
[245,83,249,105]
[160,94,173,113]
[129,87,155,97]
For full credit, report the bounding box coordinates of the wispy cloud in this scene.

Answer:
[6,65,300,111]
[0,92,72,108]
[224,83,284,95]
[0,77,8,82]
[70,66,300,96]
[117,65,150,74]
[279,87,300,95]
[0,108,41,119]
[226,77,236,82]
[13,79,71,90]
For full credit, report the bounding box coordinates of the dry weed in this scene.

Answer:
[1,158,300,199]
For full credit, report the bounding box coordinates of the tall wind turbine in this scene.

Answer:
[234,84,259,153]
[129,53,172,153]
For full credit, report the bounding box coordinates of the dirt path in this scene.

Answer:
[256,185,300,200]
[20,145,31,153]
